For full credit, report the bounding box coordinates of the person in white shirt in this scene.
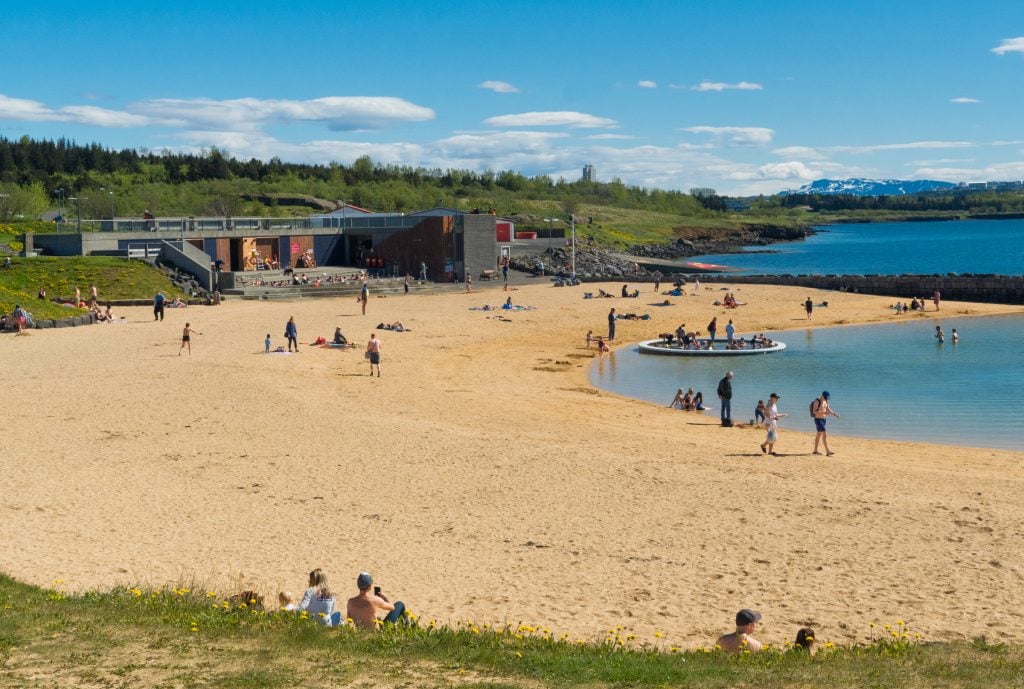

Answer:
[760,393,787,456]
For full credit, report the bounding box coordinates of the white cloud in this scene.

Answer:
[586,133,635,140]
[0,94,155,127]
[692,81,763,92]
[0,94,60,121]
[684,125,775,146]
[733,161,819,181]
[991,37,1024,55]
[950,97,981,104]
[129,96,435,131]
[479,80,519,93]
[637,80,657,89]
[771,145,827,160]
[831,140,973,154]
[483,111,617,128]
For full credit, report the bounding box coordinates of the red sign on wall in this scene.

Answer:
[290,241,300,254]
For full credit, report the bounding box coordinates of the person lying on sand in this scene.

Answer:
[377,321,407,332]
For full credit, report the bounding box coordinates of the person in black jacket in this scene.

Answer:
[717,371,733,426]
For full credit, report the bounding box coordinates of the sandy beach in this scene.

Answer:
[1,281,1022,648]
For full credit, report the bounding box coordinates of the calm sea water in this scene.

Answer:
[590,315,1024,451]
[692,219,1024,275]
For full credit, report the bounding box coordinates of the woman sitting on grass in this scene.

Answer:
[299,569,341,626]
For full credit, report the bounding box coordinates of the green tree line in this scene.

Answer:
[0,135,708,219]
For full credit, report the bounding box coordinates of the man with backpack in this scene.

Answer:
[717,371,733,427]
[811,391,840,456]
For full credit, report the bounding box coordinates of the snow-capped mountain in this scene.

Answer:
[781,178,957,196]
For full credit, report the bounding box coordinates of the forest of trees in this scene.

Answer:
[776,191,1024,214]
[0,135,708,220]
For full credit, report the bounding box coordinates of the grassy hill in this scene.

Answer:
[0,573,1020,688]
[0,256,185,320]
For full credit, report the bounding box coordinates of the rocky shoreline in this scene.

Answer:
[510,225,811,279]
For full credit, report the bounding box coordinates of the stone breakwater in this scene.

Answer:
[690,274,1024,305]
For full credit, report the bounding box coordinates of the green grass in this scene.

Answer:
[1,574,1021,688]
[0,256,185,320]
[511,202,809,248]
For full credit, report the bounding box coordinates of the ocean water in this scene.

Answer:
[590,315,1024,451]
[691,219,1024,276]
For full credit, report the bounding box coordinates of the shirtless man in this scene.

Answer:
[346,572,406,630]
[366,333,382,376]
[812,390,840,456]
[717,609,763,653]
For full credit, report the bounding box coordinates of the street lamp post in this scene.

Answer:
[53,188,65,222]
[100,187,115,220]
[68,196,86,232]
[570,214,577,282]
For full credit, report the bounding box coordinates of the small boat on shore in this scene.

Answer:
[638,337,786,356]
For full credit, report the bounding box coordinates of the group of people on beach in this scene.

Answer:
[668,387,705,411]
[716,372,841,456]
[276,568,408,629]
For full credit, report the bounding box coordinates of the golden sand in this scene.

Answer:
[1,282,1021,647]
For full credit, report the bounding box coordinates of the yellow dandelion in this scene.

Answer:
[655,631,664,639]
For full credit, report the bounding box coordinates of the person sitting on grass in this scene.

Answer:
[279,591,299,612]
[793,627,815,653]
[717,609,763,653]
[346,572,407,630]
[299,568,342,626]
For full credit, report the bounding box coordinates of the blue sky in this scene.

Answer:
[3,0,1024,195]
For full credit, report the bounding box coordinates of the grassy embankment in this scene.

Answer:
[0,574,1021,688]
[0,256,185,320]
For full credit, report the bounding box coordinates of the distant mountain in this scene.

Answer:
[781,178,957,196]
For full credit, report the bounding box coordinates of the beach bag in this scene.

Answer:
[809,399,820,418]
[364,351,371,361]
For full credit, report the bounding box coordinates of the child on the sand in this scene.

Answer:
[265,333,271,354]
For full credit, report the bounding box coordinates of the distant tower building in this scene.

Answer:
[582,164,597,183]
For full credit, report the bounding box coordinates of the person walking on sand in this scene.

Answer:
[153,291,166,321]
[179,322,200,355]
[760,393,786,456]
[419,261,428,281]
[366,333,382,376]
[285,316,299,352]
[804,296,813,320]
[404,274,410,295]
[465,274,473,292]
[933,289,941,311]
[717,371,733,426]
[265,333,271,354]
[812,391,840,456]
[934,325,944,343]
[360,281,369,315]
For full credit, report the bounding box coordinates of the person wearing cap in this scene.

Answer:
[346,572,407,630]
[760,393,787,456]
[812,391,840,456]
[717,609,763,653]
[717,371,733,426]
